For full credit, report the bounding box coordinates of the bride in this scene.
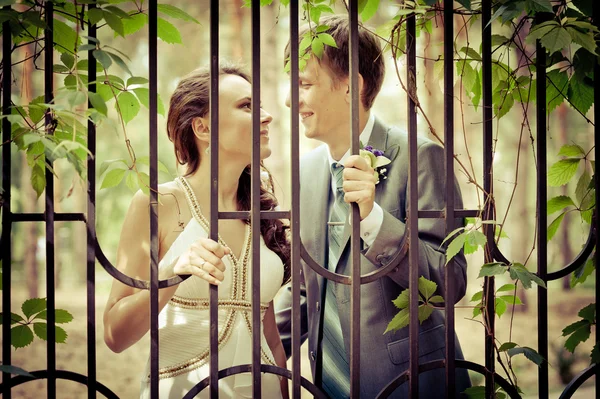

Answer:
[103,64,290,399]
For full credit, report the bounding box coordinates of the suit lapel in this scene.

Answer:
[334,117,390,273]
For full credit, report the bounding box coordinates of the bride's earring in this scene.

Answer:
[205,145,210,155]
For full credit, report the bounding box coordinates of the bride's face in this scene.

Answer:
[214,74,273,162]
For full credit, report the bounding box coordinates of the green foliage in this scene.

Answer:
[385,276,444,334]
[0,297,74,350]
[507,346,545,366]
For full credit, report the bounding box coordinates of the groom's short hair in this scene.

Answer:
[285,14,385,110]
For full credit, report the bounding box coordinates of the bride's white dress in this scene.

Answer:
[139,177,284,399]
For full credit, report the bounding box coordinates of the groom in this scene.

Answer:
[275,15,471,398]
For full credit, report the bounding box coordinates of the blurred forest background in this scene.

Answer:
[1,0,595,398]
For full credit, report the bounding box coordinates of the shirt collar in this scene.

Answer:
[327,112,376,168]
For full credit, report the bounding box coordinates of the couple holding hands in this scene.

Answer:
[103,15,471,399]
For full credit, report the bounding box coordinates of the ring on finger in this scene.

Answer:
[198,258,206,271]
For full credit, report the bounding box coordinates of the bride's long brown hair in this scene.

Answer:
[166,64,290,285]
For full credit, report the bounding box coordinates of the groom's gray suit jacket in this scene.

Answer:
[275,117,471,398]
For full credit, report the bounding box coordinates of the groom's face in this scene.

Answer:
[286,57,349,143]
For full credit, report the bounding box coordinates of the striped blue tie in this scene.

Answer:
[322,162,351,398]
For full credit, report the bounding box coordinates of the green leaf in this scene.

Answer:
[546,70,569,113]
[446,231,467,264]
[53,19,80,54]
[562,320,591,353]
[125,170,138,192]
[60,53,74,69]
[464,230,487,255]
[570,256,595,288]
[104,5,131,20]
[32,323,68,343]
[509,263,546,289]
[470,291,483,302]
[99,158,128,177]
[591,343,600,364]
[456,0,471,10]
[122,13,148,36]
[157,17,182,44]
[429,295,444,303]
[547,196,575,215]
[478,262,507,278]
[133,88,166,116]
[497,283,516,293]
[575,171,592,206]
[34,309,74,324]
[547,212,566,242]
[88,7,104,25]
[11,325,34,349]
[418,277,437,301]
[558,144,585,158]
[22,297,47,319]
[101,168,127,189]
[384,308,409,334]
[89,92,108,116]
[539,26,572,55]
[157,3,200,24]
[311,37,324,59]
[127,76,149,86]
[457,62,477,99]
[28,95,46,124]
[30,163,45,198]
[548,158,581,186]
[495,297,507,318]
[103,10,125,37]
[499,294,522,305]
[0,312,24,325]
[0,365,34,378]
[507,346,545,366]
[525,0,553,13]
[93,49,112,70]
[107,51,133,76]
[463,386,486,398]
[565,26,597,54]
[472,302,483,318]
[318,33,337,48]
[568,71,594,115]
[418,304,434,324]
[359,0,379,22]
[392,289,409,309]
[578,303,595,323]
[498,342,518,352]
[138,172,150,194]
[459,46,481,61]
[116,91,140,124]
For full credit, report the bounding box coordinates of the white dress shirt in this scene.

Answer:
[326,113,383,248]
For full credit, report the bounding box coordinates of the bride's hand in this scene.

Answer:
[172,238,231,285]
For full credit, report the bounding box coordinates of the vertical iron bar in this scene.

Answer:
[86,5,98,398]
[251,1,262,396]
[481,1,495,397]
[535,33,549,399]
[148,0,159,398]
[594,1,599,397]
[443,1,456,398]
[348,2,361,398]
[289,0,302,398]
[208,0,220,397]
[44,2,56,397]
[2,3,12,398]
[406,9,419,399]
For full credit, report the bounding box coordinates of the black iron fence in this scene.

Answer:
[1,0,598,398]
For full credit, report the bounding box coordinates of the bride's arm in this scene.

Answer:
[103,190,229,353]
[103,190,179,353]
[264,301,290,399]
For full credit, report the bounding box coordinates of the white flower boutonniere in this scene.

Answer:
[359,143,392,184]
